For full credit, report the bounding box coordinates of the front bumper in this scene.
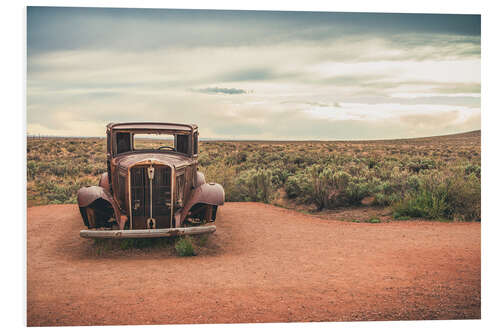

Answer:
[80,225,216,239]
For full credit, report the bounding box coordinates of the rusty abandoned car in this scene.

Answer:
[77,122,225,238]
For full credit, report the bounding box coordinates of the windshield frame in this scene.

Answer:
[111,129,195,157]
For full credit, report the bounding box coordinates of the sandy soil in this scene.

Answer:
[27,203,480,326]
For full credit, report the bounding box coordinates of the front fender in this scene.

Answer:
[196,171,206,187]
[191,183,225,206]
[98,172,110,192]
[77,186,125,229]
[175,183,225,227]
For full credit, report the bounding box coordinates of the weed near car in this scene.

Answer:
[174,236,196,256]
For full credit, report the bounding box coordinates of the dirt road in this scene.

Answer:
[27,203,480,326]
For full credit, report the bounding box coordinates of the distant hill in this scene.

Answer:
[209,130,481,145]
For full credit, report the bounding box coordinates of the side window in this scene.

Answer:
[116,132,131,155]
[176,134,190,154]
[193,132,198,155]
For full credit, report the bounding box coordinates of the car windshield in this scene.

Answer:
[113,131,193,155]
[133,133,175,151]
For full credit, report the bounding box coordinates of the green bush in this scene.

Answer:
[346,180,371,204]
[309,165,336,209]
[175,236,196,256]
[27,161,38,180]
[392,170,480,221]
[285,165,353,209]
[234,169,274,203]
[285,173,309,199]
[373,192,399,206]
[199,162,237,201]
[464,164,481,178]
[393,188,450,220]
[445,173,481,221]
[408,158,436,173]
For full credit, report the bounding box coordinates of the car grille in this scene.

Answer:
[130,165,172,229]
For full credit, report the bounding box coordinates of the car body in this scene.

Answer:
[77,122,224,238]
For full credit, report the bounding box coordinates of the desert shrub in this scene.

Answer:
[197,153,211,167]
[49,163,77,177]
[284,172,309,199]
[91,165,107,176]
[373,192,400,206]
[346,179,371,204]
[366,157,377,169]
[200,161,237,201]
[34,178,95,204]
[269,166,291,187]
[445,173,481,221]
[308,165,337,209]
[393,187,450,220]
[27,161,38,180]
[233,168,274,203]
[392,169,481,221]
[285,165,353,209]
[236,151,248,163]
[175,236,196,256]
[82,165,94,175]
[405,174,421,192]
[408,158,436,173]
[464,164,481,178]
[346,162,364,177]
[380,181,396,195]
[27,135,481,221]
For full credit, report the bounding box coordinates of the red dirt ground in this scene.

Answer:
[27,203,480,326]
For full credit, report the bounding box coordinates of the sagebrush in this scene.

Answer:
[27,131,481,221]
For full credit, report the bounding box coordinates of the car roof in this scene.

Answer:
[107,122,197,132]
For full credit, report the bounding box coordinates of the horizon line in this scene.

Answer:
[26,129,480,143]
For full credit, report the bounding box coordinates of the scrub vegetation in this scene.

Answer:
[27,130,480,221]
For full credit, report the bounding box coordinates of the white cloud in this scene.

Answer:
[390,92,481,98]
[307,59,480,84]
[27,15,481,139]
[302,102,479,122]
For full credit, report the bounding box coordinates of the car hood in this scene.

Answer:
[114,152,195,170]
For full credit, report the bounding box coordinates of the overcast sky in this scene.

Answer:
[27,7,480,139]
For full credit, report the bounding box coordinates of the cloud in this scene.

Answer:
[217,68,276,82]
[28,7,480,55]
[193,87,248,95]
[430,82,481,94]
[281,100,342,108]
[26,8,481,139]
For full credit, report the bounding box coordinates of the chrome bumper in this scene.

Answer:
[80,225,216,239]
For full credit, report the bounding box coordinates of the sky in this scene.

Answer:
[27,7,481,140]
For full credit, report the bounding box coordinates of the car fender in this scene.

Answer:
[175,182,225,227]
[196,171,206,187]
[77,186,125,229]
[98,172,110,192]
